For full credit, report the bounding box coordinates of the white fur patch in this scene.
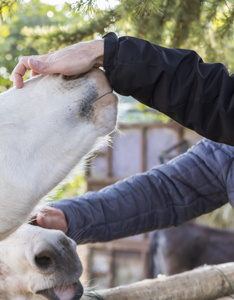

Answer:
[0,69,118,240]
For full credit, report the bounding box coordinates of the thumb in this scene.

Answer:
[28,58,58,75]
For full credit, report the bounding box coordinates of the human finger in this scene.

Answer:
[12,57,33,88]
[29,206,68,233]
[28,58,68,75]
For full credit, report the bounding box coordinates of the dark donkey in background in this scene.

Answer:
[147,221,234,277]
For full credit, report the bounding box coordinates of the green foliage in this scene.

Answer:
[0,0,122,91]
[118,99,171,124]
[23,9,120,53]
[0,0,21,20]
[45,172,87,202]
[124,111,170,124]
[197,203,234,229]
[75,0,234,68]
[1,0,234,98]
[0,0,65,90]
[1,0,234,84]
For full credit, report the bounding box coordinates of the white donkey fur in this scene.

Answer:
[0,223,84,300]
[0,69,117,240]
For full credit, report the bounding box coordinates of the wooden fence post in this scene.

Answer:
[82,263,234,300]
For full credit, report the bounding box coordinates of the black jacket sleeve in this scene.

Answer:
[103,32,234,146]
[51,139,233,244]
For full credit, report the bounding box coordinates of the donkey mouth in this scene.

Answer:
[36,281,83,300]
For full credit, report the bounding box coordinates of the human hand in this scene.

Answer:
[12,39,104,88]
[30,206,68,233]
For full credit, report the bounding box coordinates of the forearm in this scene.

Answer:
[103,33,234,145]
[52,140,230,244]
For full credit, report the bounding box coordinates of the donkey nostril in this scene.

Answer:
[35,254,53,270]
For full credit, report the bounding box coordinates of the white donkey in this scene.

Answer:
[0,223,84,300]
[0,69,117,240]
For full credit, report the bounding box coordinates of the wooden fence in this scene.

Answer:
[82,262,234,300]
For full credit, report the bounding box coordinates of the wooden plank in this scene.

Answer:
[82,263,234,300]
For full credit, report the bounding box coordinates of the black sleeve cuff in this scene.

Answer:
[103,32,119,79]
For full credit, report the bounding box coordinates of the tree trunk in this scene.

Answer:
[82,263,234,300]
